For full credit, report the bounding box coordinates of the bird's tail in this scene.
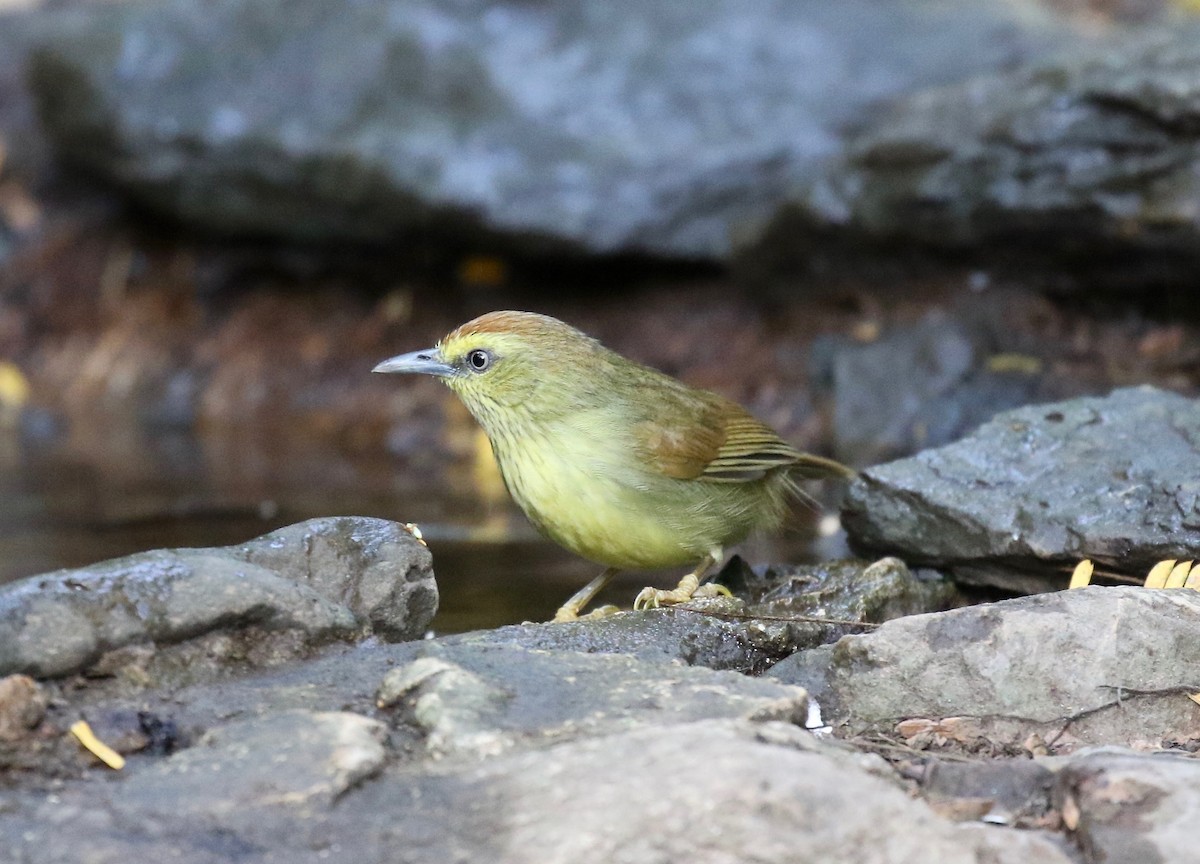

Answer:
[788,453,857,481]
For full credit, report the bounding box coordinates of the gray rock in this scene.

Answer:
[367,720,1068,864]
[234,517,437,642]
[376,645,809,759]
[5,720,1075,864]
[787,23,1200,282]
[459,605,788,672]
[770,586,1200,750]
[449,556,956,671]
[841,386,1200,593]
[0,517,435,678]
[813,310,1049,466]
[1055,750,1200,862]
[715,556,961,654]
[120,710,388,818]
[957,825,1076,864]
[376,655,514,758]
[922,758,1056,825]
[136,638,811,759]
[26,0,1071,258]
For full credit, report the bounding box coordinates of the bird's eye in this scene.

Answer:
[466,349,492,372]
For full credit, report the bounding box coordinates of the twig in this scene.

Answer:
[672,605,881,629]
[1046,684,1200,748]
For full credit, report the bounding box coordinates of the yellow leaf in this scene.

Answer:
[1144,560,1176,589]
[1166,560,1194,589]
[70,720,125,770]
[1068,560,1094,589]
[1185,563,1200,591]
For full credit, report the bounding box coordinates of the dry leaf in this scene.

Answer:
[1068,560,1094,589]
[1144,560,1176,589]
[70,720,125,770]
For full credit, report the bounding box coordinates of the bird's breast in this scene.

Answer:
[486,422,704,570]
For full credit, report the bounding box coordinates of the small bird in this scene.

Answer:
[374,311,853,622]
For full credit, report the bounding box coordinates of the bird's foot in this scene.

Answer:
[633,577,731,611]
[549,567,620,623]
[551,604,621,623]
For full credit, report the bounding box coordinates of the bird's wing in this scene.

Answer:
[633,388,840,484]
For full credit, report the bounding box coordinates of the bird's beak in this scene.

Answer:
[372,348,456,378]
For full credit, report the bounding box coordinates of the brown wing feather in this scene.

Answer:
[634,386,851,484]
[635,397,728,481]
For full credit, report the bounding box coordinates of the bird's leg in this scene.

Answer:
[633,550,729,611]
[552,567,621,622]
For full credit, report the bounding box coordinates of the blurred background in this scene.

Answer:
[0,0,1197,630]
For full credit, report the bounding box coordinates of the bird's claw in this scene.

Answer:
[552,604,621,623]
[633,587,664,611]
[633,582,732,611]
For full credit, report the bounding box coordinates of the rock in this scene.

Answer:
[0,517,435,678]
[26,0,1073,258]
[769,587,1200,751]
[0,552,354,679]
[922,758,1056,825]
[363,720,1068,864]
[1054,749,1200,862]
[376,655,514,758]
[812,310,1048,466]
[233,517,437,642]
[783,23,1200,285]
[378,645,809,757]
[841,386,1200,593]
[4,720,1075,863]
[149,638,811,758]
[0,673,46,741]
[958,824,1076,864]
[715,555,961,652]
[460,605,790,672]
[81,708,185,757]
[120,710,387,819]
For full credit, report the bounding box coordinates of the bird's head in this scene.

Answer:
[373,311,606,425]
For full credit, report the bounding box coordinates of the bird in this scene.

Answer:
[373,311,854,622]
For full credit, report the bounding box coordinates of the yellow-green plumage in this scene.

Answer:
[374,310,852,619]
